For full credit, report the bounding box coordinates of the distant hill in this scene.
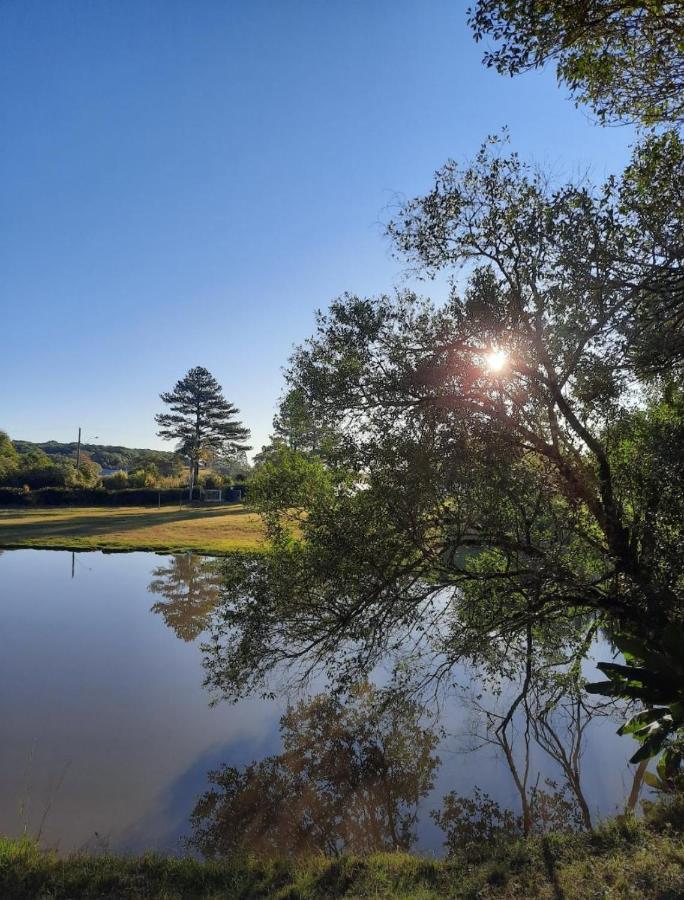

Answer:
[13,441,181,475]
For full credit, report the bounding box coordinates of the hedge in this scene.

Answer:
[1,488,200,507]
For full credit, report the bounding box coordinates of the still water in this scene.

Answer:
[0,549,639,856]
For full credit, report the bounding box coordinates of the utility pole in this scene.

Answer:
[76,427,82,471]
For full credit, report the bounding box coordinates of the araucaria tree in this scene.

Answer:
[155,367,250,485]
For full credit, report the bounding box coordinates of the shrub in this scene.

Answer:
[127,465,160,488]
[10,464,72,489]
[199,472,228,490]
[102,471,129,490]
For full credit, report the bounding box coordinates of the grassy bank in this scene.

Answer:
[0,505,266,555]
[2,803,684,899]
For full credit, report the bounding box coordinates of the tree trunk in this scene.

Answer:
[194,405,201,493]
[625,759,648,815]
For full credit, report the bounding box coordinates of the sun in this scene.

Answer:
[485,348,508,372]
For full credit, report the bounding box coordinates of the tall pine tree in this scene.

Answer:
[155,367,250,486]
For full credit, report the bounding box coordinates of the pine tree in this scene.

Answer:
[155,367,250,486]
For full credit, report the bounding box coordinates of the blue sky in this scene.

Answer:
[1,0,635,454]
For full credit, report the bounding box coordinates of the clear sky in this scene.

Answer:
[1,0,635,454]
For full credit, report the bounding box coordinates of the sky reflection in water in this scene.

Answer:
[0,549,637,855]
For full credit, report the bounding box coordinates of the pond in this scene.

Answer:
[0,549,642,856]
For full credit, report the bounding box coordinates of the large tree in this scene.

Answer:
[468,1,684,126]
[155,367,250,486]
[202,136,684,770]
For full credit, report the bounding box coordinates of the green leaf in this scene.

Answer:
[585,680,623,697]
[618,708,667,736]
[643,771,662,789]
[630,733,667,764]
[612,635,682,678]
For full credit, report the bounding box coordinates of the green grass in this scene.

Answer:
[2,802,684,898]
[0,505,267,555]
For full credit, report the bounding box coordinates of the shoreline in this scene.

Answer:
[2,801,683,899]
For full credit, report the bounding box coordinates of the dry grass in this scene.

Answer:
[0,505,266,555]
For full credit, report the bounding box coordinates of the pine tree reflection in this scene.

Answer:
[148,554,222,641]
[189,684,440,859]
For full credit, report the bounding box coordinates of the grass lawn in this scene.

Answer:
[0,505,266,555]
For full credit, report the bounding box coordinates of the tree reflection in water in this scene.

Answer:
[148,554,223,642]
[156,554,646,857]
[189,683,440,859]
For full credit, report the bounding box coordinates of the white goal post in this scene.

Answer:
[203,489,222,503]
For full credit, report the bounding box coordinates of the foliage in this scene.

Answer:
[248,445,336,537]
[468,1,684,125]
[12,440,182,477]
[127,463,160,488]
[433,781,582,860]
[254,386,340,468]
[587,627,684,779]
[433,787,523,854]
[190,685,439,859]
[209,447,252,480]
[0,434,108,490]
[198,471,227,490]
[68,458,101,488]
[0,430,19,479]
[272,387,336,455]
[156,367,250,484]
[201,134,684,725]
[1,457,101,490]
[101,470,129,489]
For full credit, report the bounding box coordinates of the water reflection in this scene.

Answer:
[189,553,650,856]
[148,555,222,641]
[0,550,645,856]
[187,673,641,861]
[0,550,279,853]
[189,684,439,858]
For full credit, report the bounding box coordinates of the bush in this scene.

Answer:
[1,458,102,490]
[9,465,70,489]
[102,471,129,490]
[199,472,228,490]
[127,465,160,488]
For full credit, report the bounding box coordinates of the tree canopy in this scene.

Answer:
[0,433,103,489]
[201,135,684,780]
[468,1,684,125]
[0,431,19,480]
